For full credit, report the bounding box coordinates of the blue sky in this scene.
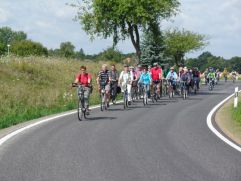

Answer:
[0,0,240,58]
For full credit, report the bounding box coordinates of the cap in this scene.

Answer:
[170,67,174,70]
[129,66,134,69]
[153,62,158,66]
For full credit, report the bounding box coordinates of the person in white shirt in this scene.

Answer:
[118,64,133,105]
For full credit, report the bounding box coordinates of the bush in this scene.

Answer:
[12,40,48,57]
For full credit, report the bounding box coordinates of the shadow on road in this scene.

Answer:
[86,116,117,121]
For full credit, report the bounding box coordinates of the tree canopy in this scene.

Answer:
[164,28,207,67]
[73,0,180,62]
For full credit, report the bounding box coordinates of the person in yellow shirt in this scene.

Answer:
[223,68,228,82]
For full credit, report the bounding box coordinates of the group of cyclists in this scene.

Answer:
[73,63,211,116]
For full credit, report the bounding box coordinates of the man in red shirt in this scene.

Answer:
[75,66,92,112]
[150,62,162,98]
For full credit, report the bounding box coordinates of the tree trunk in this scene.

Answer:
[127,22,141,64]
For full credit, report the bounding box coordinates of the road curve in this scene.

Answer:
[0,81,240,181]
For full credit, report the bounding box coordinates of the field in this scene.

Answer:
[0,56,122,129]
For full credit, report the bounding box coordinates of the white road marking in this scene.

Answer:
[0,101,122,147]
[207,91,241,153]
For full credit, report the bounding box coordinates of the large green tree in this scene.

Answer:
[0,27,27,54]
[164,28,207,67]
[73,0,179,62]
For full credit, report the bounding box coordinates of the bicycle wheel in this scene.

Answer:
[78,98,85,121]
[194,84,197,94]
[123,92,126,109]
[143,90,146,106]
[100,93,105,111]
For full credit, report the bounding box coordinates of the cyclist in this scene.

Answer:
[118,64,133,105]
[180,67,191,93]
[178,66,184,78]
[207,68,216,87]
[74,65,92,114]
[130,66,138,99]
[192,67,200,90]
[223,68,228,82]
[150,62,162,98]
[138,67,152,101]
[166,67,178,91]
[231,70,237,82]
[109,64,119,104]
[204,68,209,84]
[97,64,110,107]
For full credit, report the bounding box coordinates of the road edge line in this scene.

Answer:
[0,101,122,147]
[207,91,241,153]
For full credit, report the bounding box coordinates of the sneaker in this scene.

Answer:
[107,103,110,108]
[128,101,131,105]
[148,98,152,101]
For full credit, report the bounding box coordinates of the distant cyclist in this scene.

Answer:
[207,68,215,86]
[150,62,162,98]
[180,67,191,92]
[223,68,228,82]
[74,65,92,114]
[166,67,178,91]
[109,64,119,104]
[118,64,133,105]
[97,64,110,107]
[192,67,200,90]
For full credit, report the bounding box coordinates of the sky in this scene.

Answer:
[0,0,240,59]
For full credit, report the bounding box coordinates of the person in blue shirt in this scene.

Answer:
[138,67,152,98]
[166,67,178,90]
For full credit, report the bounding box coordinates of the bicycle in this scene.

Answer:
[131,80,139,102]
[162,79,168,97]
[141,84,149,106]
[167,80,174,99]
[110,80,118,104]
[152,81,159,102]
[72,83,88,121]
[123,84,129,109]
[193,79,198,94]
[232,75,236,83]
[180,81,188,100]
[209,78,214,91]
[100,83,108,111]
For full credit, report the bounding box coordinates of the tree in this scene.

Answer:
[73,0,179,62]
[97,47,123,62]
[59,42,75,58]
[75,48,85,60]
[11,40,48,56]
[140,24,166,65]
[164,28,208,67]
[227,57,241,73]
[0,27,27,52]
[0,43,5,55]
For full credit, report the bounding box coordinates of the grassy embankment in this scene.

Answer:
[216,95,241,145]
[0,56,122,129]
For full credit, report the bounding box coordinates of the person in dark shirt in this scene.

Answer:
[97,64,110,107]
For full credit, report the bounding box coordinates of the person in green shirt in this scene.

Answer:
[207,68,216,86]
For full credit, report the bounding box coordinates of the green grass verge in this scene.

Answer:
[232,100,241,126]
[0,56,123,129]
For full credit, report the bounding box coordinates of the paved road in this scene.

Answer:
[0,81,240,181]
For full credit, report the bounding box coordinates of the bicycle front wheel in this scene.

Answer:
[78,98,85,121]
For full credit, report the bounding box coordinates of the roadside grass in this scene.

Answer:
[0,56,122,129]
[215,96,241,145]
[232,99,241,126]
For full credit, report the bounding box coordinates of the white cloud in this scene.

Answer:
[0,8,11,23]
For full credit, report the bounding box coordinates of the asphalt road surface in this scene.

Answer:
[0,81,240,181]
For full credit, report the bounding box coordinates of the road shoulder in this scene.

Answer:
[215,96,241,146]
